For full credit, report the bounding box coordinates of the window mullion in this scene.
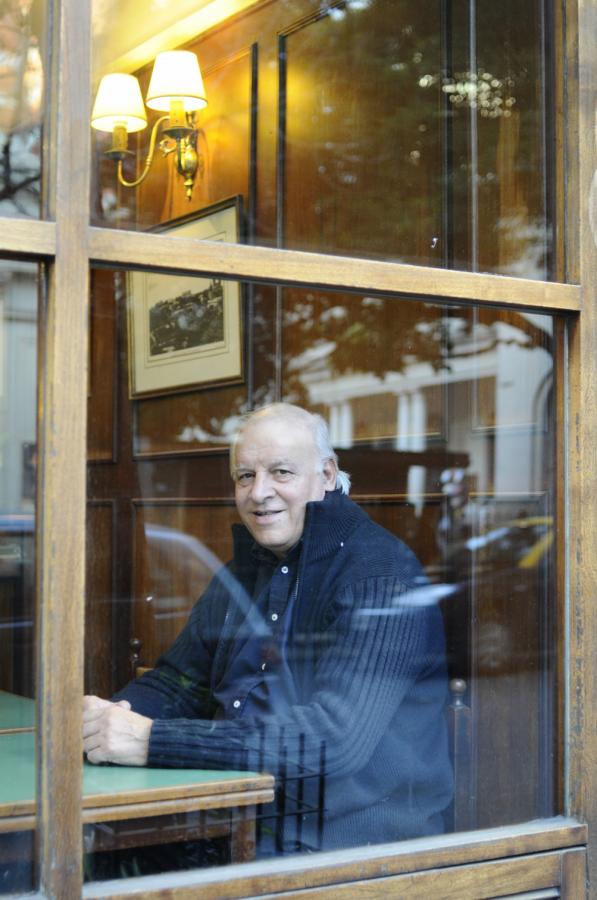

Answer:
[88,227,580,313]
[0,219,56,256]
[567,0,597,893]
[36,0,91,895]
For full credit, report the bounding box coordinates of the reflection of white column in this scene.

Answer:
[407,391,427,516]
[337,401,353,448]
[407,465,426,516]
[329,403,340,446]
[410,390,426,451]
[396,394,410,450]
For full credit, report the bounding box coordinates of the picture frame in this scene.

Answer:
[128,196,244,398]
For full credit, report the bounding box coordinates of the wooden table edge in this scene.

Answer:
[0,776,275,830]
[83,786,275,824]
[81,772,275,809]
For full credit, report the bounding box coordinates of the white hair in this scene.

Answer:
[230,403,351,494]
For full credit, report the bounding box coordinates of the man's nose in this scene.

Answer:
[250,471,275,503]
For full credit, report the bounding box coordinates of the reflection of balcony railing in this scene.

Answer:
[251,731,326,855]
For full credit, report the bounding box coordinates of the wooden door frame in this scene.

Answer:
[0,0,593,897]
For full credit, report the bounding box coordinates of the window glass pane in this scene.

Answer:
[84,267,557,882]
[0,260,38,893]
[0,1,46,219]
[91,0,553,279]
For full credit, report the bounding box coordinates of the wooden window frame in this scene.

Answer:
[0,0,593,896]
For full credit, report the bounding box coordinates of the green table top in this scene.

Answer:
[0,690,35,731]
[0,730,273,819]
[0,691,273,822]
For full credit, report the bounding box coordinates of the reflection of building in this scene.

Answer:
[298,314,552,508]
[0,262,37,513]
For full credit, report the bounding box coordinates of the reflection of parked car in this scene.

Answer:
[0,513,35,695]
[463,516,553,571]
[428,516,554,589]
[431,516,554,681]
[135,522,269,669]
[142,523,227,621]
[0,513,33,567]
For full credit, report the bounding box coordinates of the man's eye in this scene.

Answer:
[273,469,293,480]
[236,472,253,483]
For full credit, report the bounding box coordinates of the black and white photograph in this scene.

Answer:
[128,197,243,397]
[149,279,224,356]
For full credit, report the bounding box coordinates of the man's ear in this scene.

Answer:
[322,458,338,490]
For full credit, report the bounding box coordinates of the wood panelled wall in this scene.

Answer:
[86,0,557,838]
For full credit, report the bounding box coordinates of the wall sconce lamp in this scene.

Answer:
[91,50,207,201]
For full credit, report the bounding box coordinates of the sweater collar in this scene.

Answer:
[232,490,366,565]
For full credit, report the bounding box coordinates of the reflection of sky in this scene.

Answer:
[0,34,43,128]
[519,311,554,334]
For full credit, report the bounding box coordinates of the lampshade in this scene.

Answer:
[91,73,147,133]
[145,50,207,113]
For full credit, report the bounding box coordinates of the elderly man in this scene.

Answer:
[83,403,452,852]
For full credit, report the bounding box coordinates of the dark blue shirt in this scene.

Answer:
[213,542,301,720]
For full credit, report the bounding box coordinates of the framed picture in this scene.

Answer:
[128,196,244,398]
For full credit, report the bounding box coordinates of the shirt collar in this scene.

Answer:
[250,539,302,567]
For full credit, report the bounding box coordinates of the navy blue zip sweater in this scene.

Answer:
[115,490,453,851]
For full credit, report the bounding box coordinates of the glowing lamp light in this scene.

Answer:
[91,51,207,201]
[146,51,207,113]
[91,73,147,133]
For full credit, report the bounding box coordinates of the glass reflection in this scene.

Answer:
[0,260,38,893]
[85,270,556,879]
[91,0,552,278]
[0,1,45,219]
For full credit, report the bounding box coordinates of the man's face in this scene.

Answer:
[233,417,337,558]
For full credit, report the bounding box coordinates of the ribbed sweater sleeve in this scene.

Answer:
[146,573,432,779]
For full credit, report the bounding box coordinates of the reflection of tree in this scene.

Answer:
[167,279,553,453]
[286,0,549,278]
[0,130,39,210]
[286,0,444,264]
[280,288,552,406]
[0,0,43,216]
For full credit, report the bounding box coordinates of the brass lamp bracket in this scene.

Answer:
[110,112,202,200]
[93,52,208,203]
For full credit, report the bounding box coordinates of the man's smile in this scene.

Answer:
[252,509,284,520]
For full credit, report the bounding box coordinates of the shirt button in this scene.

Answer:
[232,699,241,709]
[281,565,289,574]
[271,612,278,622]
[261,662,267,671]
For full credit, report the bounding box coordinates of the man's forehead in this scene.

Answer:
[234,417,317,461]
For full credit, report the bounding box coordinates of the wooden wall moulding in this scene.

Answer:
[131,391,246,458]
[88,269,118,464]
[356,494,443,568]
[129,499,237,668]
[85,500,117,698]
